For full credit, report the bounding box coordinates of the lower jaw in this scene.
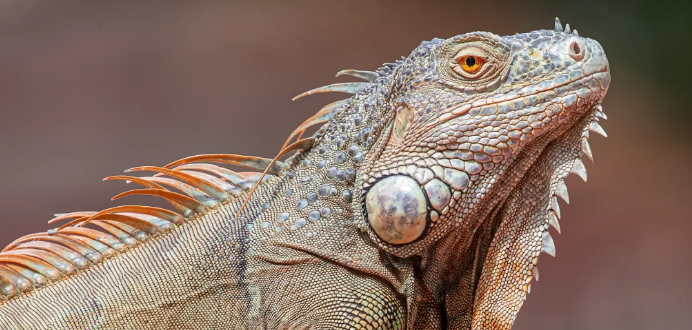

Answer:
[497,103,602,238]
[463,102,601,244]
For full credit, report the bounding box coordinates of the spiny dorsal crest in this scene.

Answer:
[0,67,375,302]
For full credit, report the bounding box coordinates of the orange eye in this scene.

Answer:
[459,55,485,73]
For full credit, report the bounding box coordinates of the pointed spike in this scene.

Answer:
[174,168,249,193]
[307,108,340,124]
[551,196,561,219]
[554,17,563,32]
[571,158,588,182]
[555,179,570,204]
[234,137,315,217]
[104,175,190,215]
[572,29,579,36]
[177,170,239,196]
[0,254,62,281]
[335,69,378,82]
[564,24,571,34]
[63,234,118,258]
[74,213,162,235]
[8,249,77,275]
[226,172,272,192]
[282,105,341,149]
[129,212,174,229]
[532,265,540,281]
[315,99,349,116]
[98,220,148,242]
[528,284,531,294]
[2,233,96,261]
[137,176,218,207]
[238,172,273,183]
[104,175,166,189]
[94,216,161,237]
[164,154,285,176]
[589,121,608,137]
[48,212,97,224]
[5,264,47,288]
[88,221,138,246]
[16,242,90,269]
[548,210,562,234]
[596,111,607,120]
[541,231,556,257]
[286,119,330,143]
[111,188,207,214]
[88,205,183,226]
[581,138,593,162]
[53,216,94,231]
[126,166,230,202]
[292,82,368,101]
[59,227,127,253]
[6,236,54,255]
[37,233,105,263]
[0,265,33,293]
[171,163,249,190]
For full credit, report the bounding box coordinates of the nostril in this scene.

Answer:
[568,39,585,61]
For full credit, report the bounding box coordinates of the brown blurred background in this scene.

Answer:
[0,0,690,329]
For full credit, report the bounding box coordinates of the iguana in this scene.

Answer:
[0,17,610,329]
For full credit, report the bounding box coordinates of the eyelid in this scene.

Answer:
[453,47,491,62]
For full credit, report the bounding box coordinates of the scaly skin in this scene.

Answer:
[0,18,610,329]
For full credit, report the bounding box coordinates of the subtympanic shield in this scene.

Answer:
[365,175,428,244]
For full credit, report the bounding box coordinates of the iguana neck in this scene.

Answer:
[237,80,413,285]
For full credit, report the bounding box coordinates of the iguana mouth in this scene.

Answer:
[430,70,611,128]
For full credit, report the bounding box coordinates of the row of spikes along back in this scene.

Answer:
[0,68,379,301]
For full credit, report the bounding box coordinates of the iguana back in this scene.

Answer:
[0,18,611,329]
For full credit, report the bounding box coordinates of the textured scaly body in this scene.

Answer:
[0,18,610,329]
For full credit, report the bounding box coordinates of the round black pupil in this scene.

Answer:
[465,56,476,67]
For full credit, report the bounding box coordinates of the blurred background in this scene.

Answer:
[0,0,689,329]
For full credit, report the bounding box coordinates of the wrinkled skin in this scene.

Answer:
[0,20,610,330]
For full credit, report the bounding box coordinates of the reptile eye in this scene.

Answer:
[459,55,485,73]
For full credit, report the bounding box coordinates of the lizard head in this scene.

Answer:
[351,19,610,258]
